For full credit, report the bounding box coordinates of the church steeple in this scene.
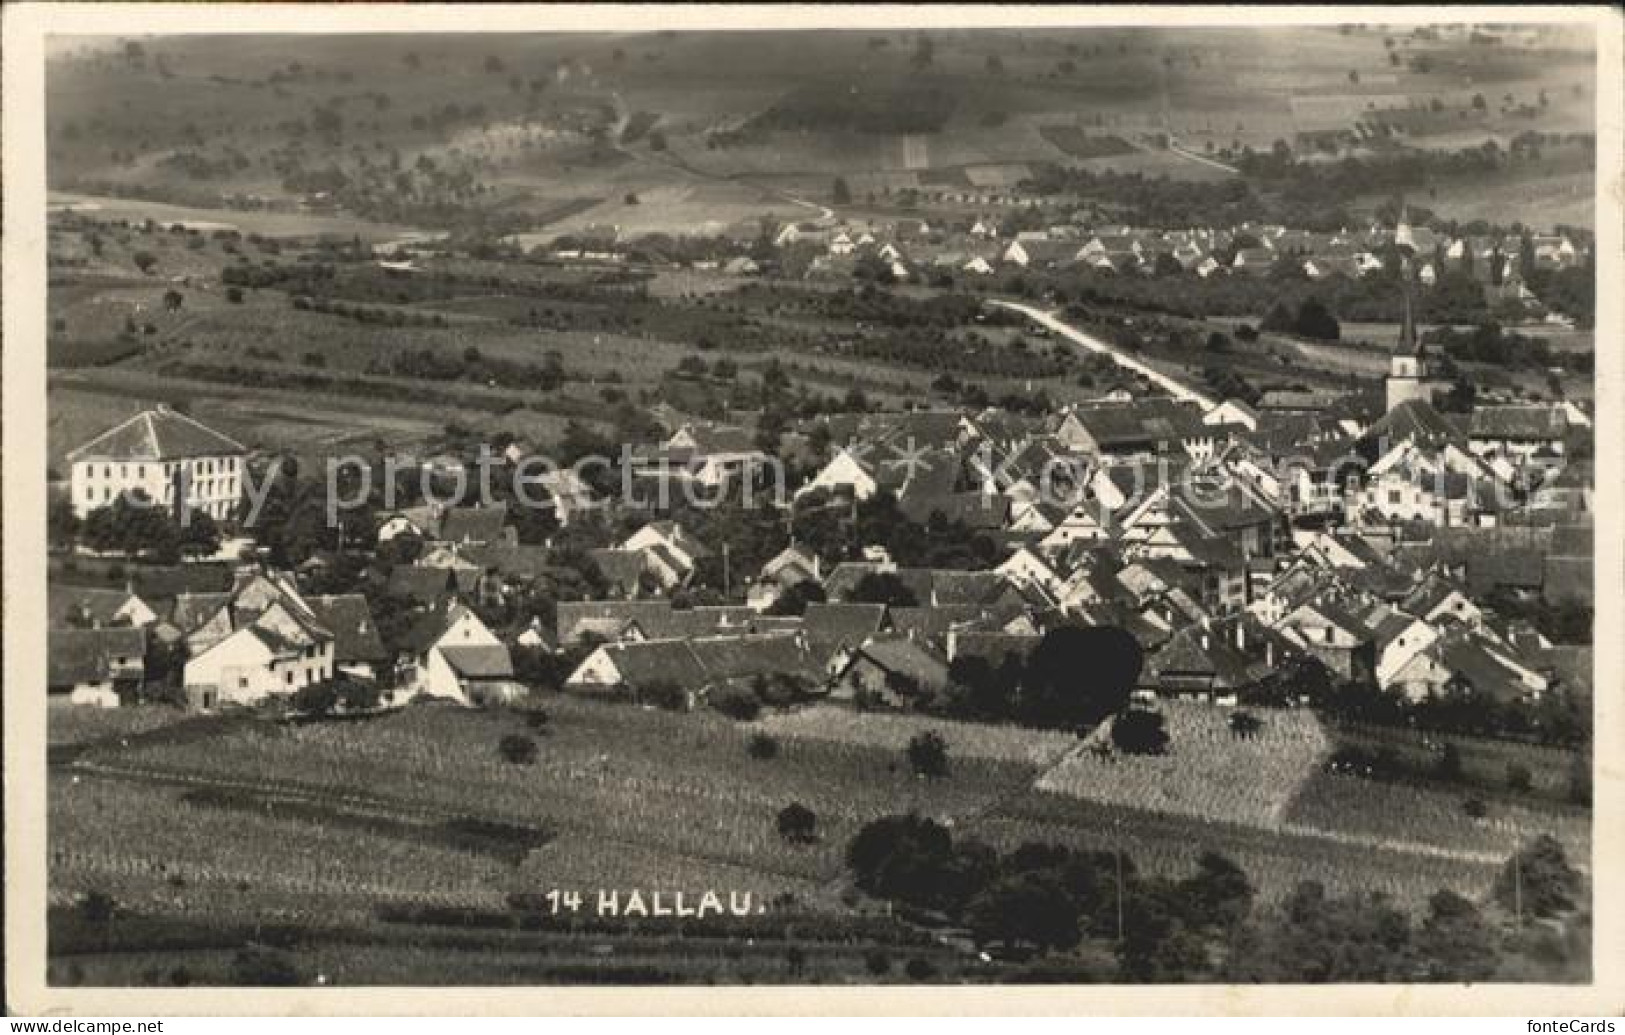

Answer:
[1386,269,1428,413]
[1397,271,1419,356]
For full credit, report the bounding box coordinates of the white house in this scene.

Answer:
[796,447,880,501]
[67,405,247,521]
[402,602,516,706]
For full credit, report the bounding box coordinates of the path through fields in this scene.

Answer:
[988,300,1219,410]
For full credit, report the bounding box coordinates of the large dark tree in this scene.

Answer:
[1021,625,1143,731]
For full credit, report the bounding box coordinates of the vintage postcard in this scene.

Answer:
[4,2,1620,1017]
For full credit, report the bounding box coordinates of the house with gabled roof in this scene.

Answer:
[397,599,517,706]
[49,627,147,708]
[829,635,950,708]
[50,585,157,630]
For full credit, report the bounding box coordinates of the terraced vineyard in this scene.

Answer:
[1036,701,1328,827]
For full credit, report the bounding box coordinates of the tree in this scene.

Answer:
[1021,625,1143,731]
[1415,889,1498,981]
[1179,851,1254,930]
[1507,762,1533,793]
[1111,709,1170,755]
[832,177,852,205]
[176,511,221,558]
[163,289,184,311]
[777,802,818,843]
[1294,296,1341,341]
[499,733,538,765]
[132,251,157,274]
[907,731,949,778]
[1494,835,1581,920]
[48,497,81,550]
[964,870,1082,952]
[226,286,245,304]
[849,572,919,607]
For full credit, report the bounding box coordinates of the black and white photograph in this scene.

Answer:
[4,3,1620,1013]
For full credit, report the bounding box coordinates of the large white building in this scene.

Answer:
[67,406,246,521]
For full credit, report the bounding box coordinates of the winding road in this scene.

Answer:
[988,300,1219,410]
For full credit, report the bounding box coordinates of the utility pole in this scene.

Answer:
[1114,816,1125,944]
[1513,829,1523,929]
[722,542,731,598]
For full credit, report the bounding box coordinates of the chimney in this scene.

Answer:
[1200,631,1210,652]
[1234,621,1246,651]
[1265,639,1276,668]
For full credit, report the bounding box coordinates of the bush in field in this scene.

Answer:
[1494,835,1582,919]
[711,685,762,721]
[498,733,538,766]
[777,802,818,844]
[640,680,689,711]
[747,733,780,760]
[228,947,304,986]
[1111,709,1170,755]
[906,731,949,778]
[290,680,341,717]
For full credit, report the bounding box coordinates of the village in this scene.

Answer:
[47,207,1593,740]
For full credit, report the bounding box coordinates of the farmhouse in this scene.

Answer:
[397,600,517,706]
[48,627,147,708]
[828,635,950,708]
[67,405,246,521]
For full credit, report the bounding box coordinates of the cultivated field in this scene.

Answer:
[1036,701,1329,828]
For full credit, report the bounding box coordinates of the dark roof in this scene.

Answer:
[48,627,146,688]
[50,586,146,629]
[169,592,233,635]
[1064,400,1204,450]
[387,565,478,606]
[306,594,388,663]
[587,549,647,594]
[437,505,509,545]
[802,602,889,643]
[1468,406,1567,441]
[462,544,554,580]
[68,407,245,462]
[556,600,675,644]
[438,644,515,680]
[1361,400,1464,451]
[847,636,950,686]
[949,631,1040,666]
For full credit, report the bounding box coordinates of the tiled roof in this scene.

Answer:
[306,594,388,663]
[48,627,146,688]
[438,644,515,680]
[68,407,245,462]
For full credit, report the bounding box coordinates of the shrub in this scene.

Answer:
[906,731,949,778]
[711,685,762,721]
[499,733,538,765]
[748,733,780,760]
[228,947,304,986]
[1111,709,1170,755]
[904,957,938,981]
[777,802,818,843]
[640,680,689,711]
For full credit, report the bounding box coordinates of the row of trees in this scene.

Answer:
[845,814,1587,981]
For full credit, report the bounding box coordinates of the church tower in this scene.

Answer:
[1385,275,1429,412]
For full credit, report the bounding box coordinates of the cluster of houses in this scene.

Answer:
[48,305,1592,717]
[555,211,1586,324]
